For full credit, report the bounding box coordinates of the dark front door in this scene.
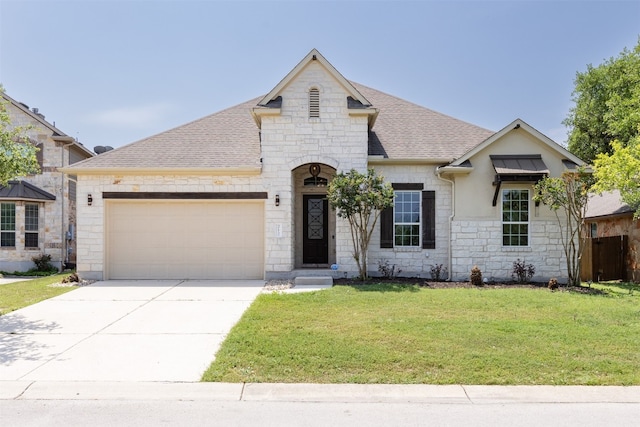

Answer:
[303,195,329,264]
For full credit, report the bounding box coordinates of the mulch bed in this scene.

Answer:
[333,277,605,294]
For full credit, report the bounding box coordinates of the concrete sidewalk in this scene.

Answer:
[1,381,639,403]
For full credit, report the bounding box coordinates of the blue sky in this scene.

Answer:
[1,0,638,151]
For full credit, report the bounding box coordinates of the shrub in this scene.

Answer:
[32,253,54,272]
[512,259,535,283]
[378,259,401,279]
[430,264,448,281]
[470,265,483,286]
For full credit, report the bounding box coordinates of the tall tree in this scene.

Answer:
[564,39,640,164]
[592,135,640,217]
[327,169,394,280]
[0,86,40,186]
[533,169,593,287]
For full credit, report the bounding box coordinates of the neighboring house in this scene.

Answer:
[582,190,639,282]
[0,92,94,272]
[64,49,586,282]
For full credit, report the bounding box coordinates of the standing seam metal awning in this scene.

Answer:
[0,180,56,202]
[490,155,549,206]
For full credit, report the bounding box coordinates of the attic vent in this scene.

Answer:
[309,88,320,118]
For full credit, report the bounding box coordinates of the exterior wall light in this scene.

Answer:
[88,194,93,206]
[275,194,280,207]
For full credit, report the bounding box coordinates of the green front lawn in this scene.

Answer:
[0,273,74,315]
[203,283,640,385]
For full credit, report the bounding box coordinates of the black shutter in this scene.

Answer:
[422,191,435,249]
[380,206,393,248]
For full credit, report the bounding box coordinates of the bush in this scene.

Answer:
[430,264,448,281]
[512,259,535,283]
[32,253,54,272]
[378,259,401,279]
[470,265,483,286]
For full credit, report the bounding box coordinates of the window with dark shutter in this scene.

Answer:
[380,184,436,249]
[309,88,320,118]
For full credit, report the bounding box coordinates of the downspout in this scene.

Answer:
[436,168,454,281]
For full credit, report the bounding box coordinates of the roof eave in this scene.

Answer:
[251,107,282,128]
[59,166,263,176]
[368,156,455,166]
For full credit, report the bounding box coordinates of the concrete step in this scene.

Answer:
[294,276,333,287]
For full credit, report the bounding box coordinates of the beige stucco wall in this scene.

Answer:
[444,128,571,282]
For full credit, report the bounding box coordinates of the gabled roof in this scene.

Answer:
[1,91,94,158]
[585,190,634,219]
[357,83,493,161]
[64,97,263,174]
[257,49,371,108]
[0,181,56,201]
[447,119,585,168]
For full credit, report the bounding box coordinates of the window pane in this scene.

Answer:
[1,203,15,231]
[25,204,39,231]
[1,232,15,247]
[25,232,38,248]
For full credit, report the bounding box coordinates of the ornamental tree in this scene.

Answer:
[0,86,40,186]
[327,168,394,280]
[533,169,593,287]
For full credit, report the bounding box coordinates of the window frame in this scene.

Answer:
[1,202,16,248]
[501,188,530,247]
[393,190,422,248]
[24,203,39,249]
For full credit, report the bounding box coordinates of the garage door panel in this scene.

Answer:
[107,201,264,280]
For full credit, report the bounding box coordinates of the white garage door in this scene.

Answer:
[106,200,264,280]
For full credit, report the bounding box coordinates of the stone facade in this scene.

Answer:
[450,219,566,282]
[0,98,92,272]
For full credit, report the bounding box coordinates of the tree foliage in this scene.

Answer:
[533,169,593,287]
[592,136,640,217]
[0,86,40,186]
[565,39,640,163]
[327,168,394,280]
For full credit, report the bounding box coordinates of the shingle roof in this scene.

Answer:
[0,181,56,201]
[67,83,494,171]
[353,83,494,160]
[585,190,635,219]
[69,97,263,170]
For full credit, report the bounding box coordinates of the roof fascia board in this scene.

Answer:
[368,157,454,166]
[59,167,262,176]
[450,118,586,167]
[258,49,372,107]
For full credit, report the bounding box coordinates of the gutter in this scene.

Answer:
[58,166,263,176]
[436,167,455,281]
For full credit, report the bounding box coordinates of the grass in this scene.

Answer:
[0,273,75,315]
[202,282,640,385]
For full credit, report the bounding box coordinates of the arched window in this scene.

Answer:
[309,88,320,118]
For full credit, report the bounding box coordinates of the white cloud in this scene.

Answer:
[86,102,174,129]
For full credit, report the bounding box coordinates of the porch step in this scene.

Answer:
[294,276,333,287]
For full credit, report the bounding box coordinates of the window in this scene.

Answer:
[502,189,529,246]
[394,191,421,246]
[309,88,320,118]
[380,184,435,249]
[1,203,15,247]
[25,203,39,248]
[590,223,597,238]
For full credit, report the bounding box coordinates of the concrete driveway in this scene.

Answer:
[0,280,264,382]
